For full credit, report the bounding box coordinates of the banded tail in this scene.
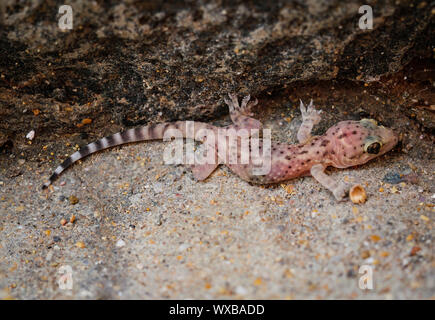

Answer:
[42,121,214,189]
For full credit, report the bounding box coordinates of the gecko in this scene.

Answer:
[42,93,398,200]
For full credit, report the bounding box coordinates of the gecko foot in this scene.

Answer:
[225,93,257,117]
[332,183,350,201]
[300,99,322,125]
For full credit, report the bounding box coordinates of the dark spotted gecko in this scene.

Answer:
[43,94,398,200]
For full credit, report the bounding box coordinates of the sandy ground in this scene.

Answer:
[0,107,434,300]
[0,0,433,300]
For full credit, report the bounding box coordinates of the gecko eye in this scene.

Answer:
[365,142,381,154]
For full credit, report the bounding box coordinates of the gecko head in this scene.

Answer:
[327,119,398,168]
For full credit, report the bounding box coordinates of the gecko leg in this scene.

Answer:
[190,156,219,180]
[310,164,349,201]
[189,124,220,181]
[224,93,262,130]
[190,132,220,181]
[297,99,322,144]
[190,93,261,181]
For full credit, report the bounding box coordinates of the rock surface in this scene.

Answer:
[0,1,433,137]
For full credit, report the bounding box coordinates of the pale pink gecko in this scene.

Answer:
[43,94,398,200]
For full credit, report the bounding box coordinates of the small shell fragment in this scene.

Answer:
[76,241,86,249]
[349,184,367,204]
[68,195,79,205]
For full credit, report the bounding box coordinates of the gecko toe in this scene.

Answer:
[229,93,240,108]
[224,97,235,111]
[299,99,308,116]
[249,98,258,107]
[333,183,349,201]
[241,94,251,107]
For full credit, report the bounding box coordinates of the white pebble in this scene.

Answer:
[178,243,190,251]
[364,257,375,265]
[26,130,35,140]
[235,286,247,295]
[116,239,126,247]
[46,251,53,261]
